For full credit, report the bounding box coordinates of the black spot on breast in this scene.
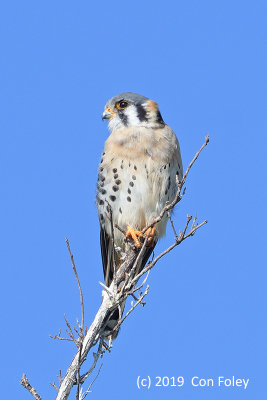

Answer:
[120,164,123,169]
[100,167,104,172]
[115,179,121,185]
[101,189,106,195]
[128,162,131,167]
[114,173,118,179]
[112,185,119,192]
[99,199,104,205]
[165,189,168,195]
[127,196,131,202]
[169,163,170,167]
[136,104,148,122]
[128,188,131,194]
[132,175,136,180]
[109,195,116,202]
[129,181,134,187]
[100,213,104,221]
[119,207,122,214]
[100,159,103,164]
[164,165,166,169]
[134,165,137,170]
[113,168,117,173]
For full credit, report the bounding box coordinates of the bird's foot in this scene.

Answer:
[126,225,143,248]
[144,227,156,247]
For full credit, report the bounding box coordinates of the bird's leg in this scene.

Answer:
[144,227,156,247]
[126,225,143,248]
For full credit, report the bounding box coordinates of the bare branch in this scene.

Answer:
[49,328,74,343]
[20,374,42,400]
[50,381,58,392]
[65,238,84,334]
[133,217,208,285]
[64,315,79,346]
[114,285,150,332]
[76,341,83,400]
[79,340,103,384]
[81,363,103,399]
[168,211,179,240]
[182,135,210,186]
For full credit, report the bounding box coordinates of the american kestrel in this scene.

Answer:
[96,92,183,292]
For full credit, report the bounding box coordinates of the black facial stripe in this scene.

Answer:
[156,110,165,124]
[136,104,148,122]
[118,112,128,126]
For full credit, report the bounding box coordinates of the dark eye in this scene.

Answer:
[120,101,128,108]
[116,100,128,110]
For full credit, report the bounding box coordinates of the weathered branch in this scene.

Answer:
[20,374,42,400]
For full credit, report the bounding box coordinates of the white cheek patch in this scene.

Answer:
[124,105,143,126]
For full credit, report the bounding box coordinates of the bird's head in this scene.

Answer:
[102,92,165,132]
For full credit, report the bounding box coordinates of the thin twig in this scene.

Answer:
[65,238,84,333]
[82,363,103,399]
[181,135,209,186]
[64,314,78,346]
[50,382,58,391]
[133,218,208,285]
[79,340,103,384]
[168,211,179,240]
[50,333,74,342]
[130,270,150,295]
[114,286,150,332]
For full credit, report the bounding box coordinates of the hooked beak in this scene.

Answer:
[102,108,114,120]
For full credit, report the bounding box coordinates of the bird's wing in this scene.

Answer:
[100,224,114,287]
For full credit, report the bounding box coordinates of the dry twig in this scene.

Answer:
[65,238,84,333]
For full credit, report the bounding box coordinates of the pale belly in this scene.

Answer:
[96,156,179,245]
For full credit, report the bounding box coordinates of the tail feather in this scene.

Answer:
[100,225,156,339]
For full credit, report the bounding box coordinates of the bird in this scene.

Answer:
[96,92,183,338]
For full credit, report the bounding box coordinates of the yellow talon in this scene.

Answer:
[144,227,156,247]
[126,225,143,248]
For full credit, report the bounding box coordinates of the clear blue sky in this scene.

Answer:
[0,1,266,399]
